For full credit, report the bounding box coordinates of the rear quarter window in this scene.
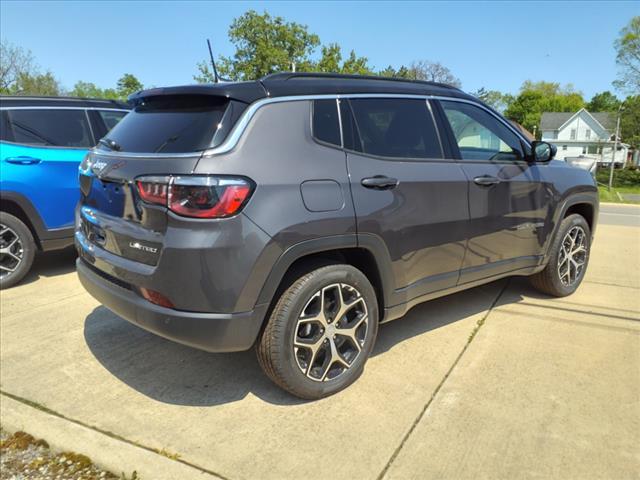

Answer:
[97,110,128,131]
[312,99,341,147]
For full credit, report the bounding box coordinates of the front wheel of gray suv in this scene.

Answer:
[530,214,591,297]
[256,264,379,399]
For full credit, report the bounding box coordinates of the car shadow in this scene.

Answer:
[84,278,529,406]
[18,247,77,285]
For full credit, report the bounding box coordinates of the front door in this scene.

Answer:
[437,100,552,284]
[343,98,469,307]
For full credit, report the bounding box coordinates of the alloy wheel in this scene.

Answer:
[557,225,587,287]
[293,283,368,382]
[0,224,24,280]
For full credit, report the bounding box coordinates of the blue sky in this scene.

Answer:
[1,1,637,98]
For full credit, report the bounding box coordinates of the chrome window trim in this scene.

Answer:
[86,93,531,159]
[335,98,344,148]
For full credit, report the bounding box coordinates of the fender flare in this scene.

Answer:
[255,233,397,311]
[0,191,47,242]
[0,190,74,250]
[542,190,599,264]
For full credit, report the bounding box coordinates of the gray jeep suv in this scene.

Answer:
[76,73,598,399]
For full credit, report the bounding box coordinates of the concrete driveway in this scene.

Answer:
[1,204,639,480]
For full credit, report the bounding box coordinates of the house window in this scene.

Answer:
[585,129,591,140]
[582,147,587,154]
[570,129,576,140]
[562,145,567,150]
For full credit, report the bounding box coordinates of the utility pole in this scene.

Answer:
[608,105,624,191]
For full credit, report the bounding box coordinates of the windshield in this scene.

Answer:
[101,95,231,154]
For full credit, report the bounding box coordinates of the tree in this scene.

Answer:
[69,81,119,100]
[471,87,513,113]
[406,60,461,88]
[13,72,61,96]
[377,65,412,79]
[587,91,621,112]
[0,40,35,92]
[505,81,585,137]
[0,39,61,95]
[620,95,640,149]
[314,43,372,75]
[10,71,62,96]
[117,73,143,98]
[613,16,640,94]
[195,10,320,82]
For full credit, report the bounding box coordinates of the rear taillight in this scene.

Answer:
[137,180,169,205]
[135,176,253,218]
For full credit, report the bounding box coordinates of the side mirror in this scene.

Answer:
[532,141,555,163]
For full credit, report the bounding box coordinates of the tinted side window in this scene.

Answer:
[312,99,340,146]
[349,98,442,159]
[98,110,128,131]
[7,109,93,148]
[440,101,524,161]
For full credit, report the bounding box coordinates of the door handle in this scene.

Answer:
[473,175,500,186]
[361,175,399,190]
[5,156,41,165]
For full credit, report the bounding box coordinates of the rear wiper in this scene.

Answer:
[98,138,122,151]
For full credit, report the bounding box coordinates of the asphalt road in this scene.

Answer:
[599,202,640,226]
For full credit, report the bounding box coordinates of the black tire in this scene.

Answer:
[256,264,379,399]
[0,212,36,289]
[530,214,591,297]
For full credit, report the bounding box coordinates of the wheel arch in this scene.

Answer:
[0,192,44,249]
[542,191,599,264]
[255,234,395,324]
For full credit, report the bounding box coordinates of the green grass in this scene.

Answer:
[598,185,640,204]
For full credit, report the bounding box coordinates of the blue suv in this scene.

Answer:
[0,96,129,288]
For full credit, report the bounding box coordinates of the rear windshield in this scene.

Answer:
[102,95,236,154]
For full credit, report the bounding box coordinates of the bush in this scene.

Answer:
[596,167,640,187]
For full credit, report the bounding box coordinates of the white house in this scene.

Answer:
[541,108,628,166]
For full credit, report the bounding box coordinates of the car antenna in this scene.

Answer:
[207,39,220,83]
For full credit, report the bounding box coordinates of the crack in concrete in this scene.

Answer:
[0,390,230,480]
[375,279,511,480]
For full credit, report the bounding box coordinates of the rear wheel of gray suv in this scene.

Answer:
[530,214,591,297]
[0,212,36,289]
[256,264,379,399]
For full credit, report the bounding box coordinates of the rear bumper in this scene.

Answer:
[77,258,267,352]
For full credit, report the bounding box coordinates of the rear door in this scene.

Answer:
[0,107,93,229]
[437,100,552,283]
[344,97,469,307]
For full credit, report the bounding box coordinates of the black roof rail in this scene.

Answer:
[261,72,462,92]
[0,95,129,107]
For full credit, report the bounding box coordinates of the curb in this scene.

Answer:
[600,202,640,208]
[0,394,221,480]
